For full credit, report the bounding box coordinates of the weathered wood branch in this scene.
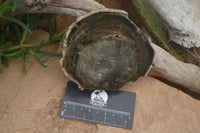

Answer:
[148,0,200,48]
[149,43,200,94]
[10,0,105,16]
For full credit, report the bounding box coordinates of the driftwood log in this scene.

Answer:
[148,0,200,48]
[9,0,105,16]
[7,0,200,94]
[150,43,200,94]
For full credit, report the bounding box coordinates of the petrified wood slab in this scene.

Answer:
[60,9,154,90]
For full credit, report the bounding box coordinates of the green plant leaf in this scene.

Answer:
[5,49,28,57]
[52,34,62,42]
[12,0,20,12]
[13,24,22,43]
[0,0,10,10]
[100,0,104,4]
[34,40,44,52]
[56,26,69,40]
[0,56,2,73]
[39,50,60,56]
[0,0,3,5]
[0,30,5,45]
[1,15,32,33]
[47,19,53,40]
[0,42,12,49]
[30,20,49,30]
[30,51,47,68]
[52,16,57,35]
[27,13,42,23]
[33,54,47,68]
[22,53,26,76]
[4,56,18,60]
[0,11,63,74]
[0,53,18,60]
[42,14,54,40]
[0,43,12,53]
[0,6,13,16]
[2,57,8,68]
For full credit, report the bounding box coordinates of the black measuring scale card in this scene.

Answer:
[59,81,136,129]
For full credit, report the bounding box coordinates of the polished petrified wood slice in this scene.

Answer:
[60,9,154,90]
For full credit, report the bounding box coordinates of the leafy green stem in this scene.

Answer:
[100,0,105,4]
[22,53,26,75]
[9,27,67,51]
[0,57,1,65]
[19,25,29,49]
[0,0,10,10]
